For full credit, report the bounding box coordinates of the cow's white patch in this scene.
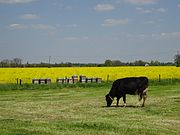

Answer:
[136,101,141,107]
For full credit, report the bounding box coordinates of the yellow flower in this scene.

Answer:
[0,66,179,83]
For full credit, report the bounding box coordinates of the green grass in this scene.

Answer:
[0,83,180,135]
[0,78,180,91]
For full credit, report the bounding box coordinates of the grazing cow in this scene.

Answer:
[105,77,148,107]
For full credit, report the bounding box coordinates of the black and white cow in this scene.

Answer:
[105,77,148,107]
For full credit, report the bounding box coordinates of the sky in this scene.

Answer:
[0,0,180,63]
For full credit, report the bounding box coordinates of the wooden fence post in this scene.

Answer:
[158,74,161,82]
[17,78,19,85]
[107,74,109,82]
[20,79,22,85]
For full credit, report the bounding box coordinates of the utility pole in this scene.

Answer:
[49,56,51,68]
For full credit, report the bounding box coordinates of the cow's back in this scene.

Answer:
[111,77,148,96]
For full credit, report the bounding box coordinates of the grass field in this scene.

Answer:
[0,83,180,135]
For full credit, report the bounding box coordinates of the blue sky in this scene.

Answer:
[0,0,180,63]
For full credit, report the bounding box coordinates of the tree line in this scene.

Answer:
[1,54,180,67]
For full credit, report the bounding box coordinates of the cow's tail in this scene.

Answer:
[143,87,148,94]
[139,86,148,101]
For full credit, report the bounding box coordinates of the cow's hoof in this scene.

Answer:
[124,104,126,107]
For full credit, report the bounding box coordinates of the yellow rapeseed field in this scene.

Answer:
[0,66,180,84]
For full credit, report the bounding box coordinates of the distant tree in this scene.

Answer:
[1,59,12,67]
[67,62,72,67]
[150,60,160,66]
[112,60,125,66]
[134,60,146,66]
[174,53,180,67]
[13,58,22,66]
[104,60,113,66]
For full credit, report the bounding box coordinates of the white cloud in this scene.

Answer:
[151,32,180,39]
[102,19,129,27]
[31,24,56,30]
[160,32,180,38]
[0,0,36,4]
[177,4,180,8]
[144,20,155,24]
[156,8,166,13]
[9,23,56,31]
[125,0,157,5]
[20,14,39,20]
[136,7,166,13]
[63,36,89,41]
[94,4,115,11]
[9,23,28,29]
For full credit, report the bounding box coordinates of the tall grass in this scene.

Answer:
[0,78,180,91]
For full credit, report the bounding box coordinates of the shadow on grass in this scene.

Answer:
[101,105,142,108]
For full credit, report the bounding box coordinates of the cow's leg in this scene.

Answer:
[142,88,148,107]
[116,97,120,107]
[136,94,142,107]
[123,95,126,107]
[142,94,147,107]
[139,93,142,101]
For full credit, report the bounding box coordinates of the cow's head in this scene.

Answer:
[105,94,113,107]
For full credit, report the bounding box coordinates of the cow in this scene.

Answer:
[105,77,148,107]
